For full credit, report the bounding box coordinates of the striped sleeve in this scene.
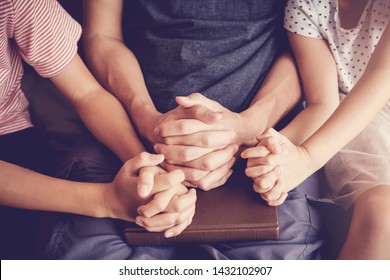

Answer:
[11,0,82,78]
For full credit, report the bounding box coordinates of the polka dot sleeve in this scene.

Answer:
[284,0,322,39]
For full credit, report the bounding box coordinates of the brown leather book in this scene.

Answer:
[123,169,279,246]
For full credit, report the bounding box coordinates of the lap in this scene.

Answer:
[46,136,330,259]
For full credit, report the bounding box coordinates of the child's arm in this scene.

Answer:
[303,24,390,171]
[280,32,340,145]
[244,24,390,205]
[242,32,339,203]
[0,153,196,238]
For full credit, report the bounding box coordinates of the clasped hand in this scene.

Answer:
[105,152,196,238]
[153,93,240,190]
[241,128,312,206]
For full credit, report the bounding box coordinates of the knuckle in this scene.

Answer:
[176,213,187,225]
[163,137,173,145]
[193,104,203,114]
[191,92,202,99]
[139,151,150,161]
[177,121,190,134]
[142,219,153,228]
[178,149,193,162]
[123,159,133,169]
[255,177,268,189]
[158,125,169,137]
[172,199,184,213]
[200,159,211,171]
[187,170,205,181]
[153,200,165,213]
[166,214,177,225]
[253,183,260,193]
[197,181,209,191]
[264,128,273,136]
[200,135,210,147]
[264,156,274,165]
[164,175,178,187]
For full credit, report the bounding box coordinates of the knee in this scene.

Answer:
[353,186,390,236]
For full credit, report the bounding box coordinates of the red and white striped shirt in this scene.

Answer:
[0,0,81,135]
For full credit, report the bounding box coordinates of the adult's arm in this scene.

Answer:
[161,51,303,151]
[83,0,236,190]
[82,0,160,144]
[240,52,302,145]
[50,54,145,161]
[155,51,302,189]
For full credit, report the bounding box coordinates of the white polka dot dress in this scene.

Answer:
[285,0,390,209]
[285,0,389,93]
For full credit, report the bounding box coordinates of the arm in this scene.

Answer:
[0,160,111,218]
[50,54,145,161]
[279,33,340,145]
[169,51,302,148]
[152,51,303,189]
[303,24,390,171]
[242,24,390,205]
[82,0,159,144]
[239,51,303,146]
[83,0,235,190]
[0,154,196,237]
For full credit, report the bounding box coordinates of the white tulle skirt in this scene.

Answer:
[324,96,390,209]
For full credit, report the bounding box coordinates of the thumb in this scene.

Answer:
[256,128,284,154]
[125,152,164,176]
[176,93,223,111]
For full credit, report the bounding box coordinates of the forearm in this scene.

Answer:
[73,88,146,161]
[239,52,301,146]
[303,24,390,172]
[0,161,107,218]
[84,36,159,142]
[303,68,390,172]
[280,102,338,145]
[50,55,146,161]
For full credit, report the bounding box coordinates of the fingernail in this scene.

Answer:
[154,145,160,153]
[165,231,174,238]
[138,184,150,197]
[207,112,222,122]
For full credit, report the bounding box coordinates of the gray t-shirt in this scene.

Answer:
[123,0,287,113]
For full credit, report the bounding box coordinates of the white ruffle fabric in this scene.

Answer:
[324,95,390,209]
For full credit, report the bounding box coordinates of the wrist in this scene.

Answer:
[100,182,137,222]
[237,109,266,147]
[94,183,113,219]
[131,103,161,146]
[298,144,318,176]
